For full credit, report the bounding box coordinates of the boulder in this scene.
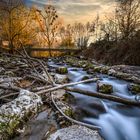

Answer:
[54,74,68,84]
[97,82,113,94]
[0,90,42,139]
[48,125,102,140]
[128,83,140,95]
[56,67,68,74]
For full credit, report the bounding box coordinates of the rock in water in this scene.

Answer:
[128,83,140,95]
[108,69,116,75]
[56,67,68,74]
[97,82,113,94]
[0,90,42,138]
[54,74,68,84]
[48,125,102,140]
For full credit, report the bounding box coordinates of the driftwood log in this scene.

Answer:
[36,78,99,95]
[66,87,140,107]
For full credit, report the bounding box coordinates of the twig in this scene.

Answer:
[31,85,52,92]
[51,93,101,130]
[0,84,20,91]
[22,47,55,85]
[0,92,19,100]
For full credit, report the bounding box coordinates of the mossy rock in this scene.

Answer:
[101,66,110,74]
[62,93,75,103]
[87,63,95,69]
[128,84,140,95]
[93,66,102,73]
[81,75,91,81]
[56,67,68,74]
[64,108,74,118]
[0,114,20,140]
[97,82,113,94]
[78,60,88,68]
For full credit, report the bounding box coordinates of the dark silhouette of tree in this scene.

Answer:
[116,0,140,40]
[34,5,60,57]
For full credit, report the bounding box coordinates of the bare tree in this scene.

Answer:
[34,5,61,57]
[59,25,74,48]
[116,0,140,40]
[100,18,119,42]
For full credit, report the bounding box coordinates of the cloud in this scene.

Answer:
[27,0,116,23]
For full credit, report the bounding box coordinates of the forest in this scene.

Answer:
[0,0,140,140]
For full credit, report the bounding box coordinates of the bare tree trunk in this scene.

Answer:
[66,87,140,106]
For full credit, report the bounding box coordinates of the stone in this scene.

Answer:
[0,67,5,74]
[54,74,68,84]
[128,83,140,95]
[108,69,116,75]
[62,93,76,104]
[56,67,68,74]
[97,82,113,94]
[0,90,42,138]
[81,75,92,81]
[100,66,110,74]
[48,125,102,140]
[93,66,102,73]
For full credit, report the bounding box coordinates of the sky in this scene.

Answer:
[26,0,117,24]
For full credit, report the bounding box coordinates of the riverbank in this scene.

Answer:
[0,53,140,140]
[0,54,104,140]
[82,35,140,66]
[63,56,140,84]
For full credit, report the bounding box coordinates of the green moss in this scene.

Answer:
[93,66,102,73]
[129,84,140,94]
[87,63,95,69]
[0,114,20,140]
[57,67,68,74]
[101,66,110,74]
[81,76,90,81]
[98,83,113,94]
[62,93,75,103]
[64,108,74,118]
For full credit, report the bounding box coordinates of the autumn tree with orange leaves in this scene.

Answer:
[0,0,37,52]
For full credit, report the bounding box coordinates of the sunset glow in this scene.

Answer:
[26,0,117,24]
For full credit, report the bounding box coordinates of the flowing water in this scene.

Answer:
[48,60,140,140]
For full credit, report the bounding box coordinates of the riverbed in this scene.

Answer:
[48,59,140,140]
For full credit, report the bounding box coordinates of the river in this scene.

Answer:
[48,59,140,140]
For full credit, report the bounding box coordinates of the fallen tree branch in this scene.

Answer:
[2,52,55,85]
[0,84,20,91]
[0,92,19,100]
[51,93,101,130]
[66,87,140,107]
[22,48,55,85]
[36,78,99,95]
[31,85,52,92]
